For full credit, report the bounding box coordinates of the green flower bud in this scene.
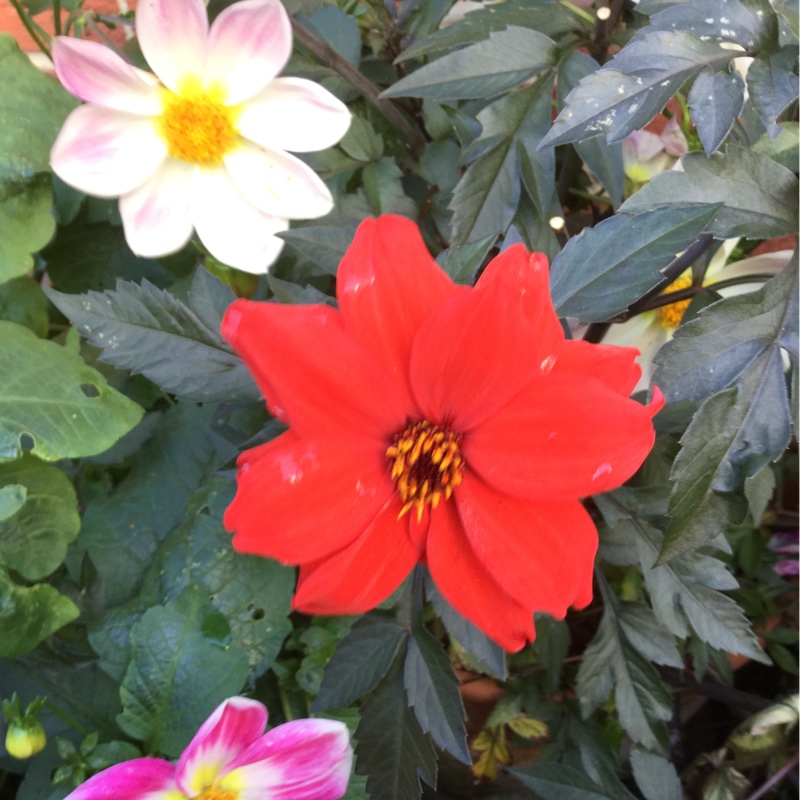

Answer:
[5,719,47,759]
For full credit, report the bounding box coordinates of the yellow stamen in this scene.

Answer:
[193,786,237,800]
[387,420,464,521]
[158,77,239,165]
[656,273,693,328]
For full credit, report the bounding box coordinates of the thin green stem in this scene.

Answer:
[52,0,62,37]
[84,13,126,56]
[6,0,52,59]
[278,685,294,723]
[558,0,595,25]
[43,699,90,737]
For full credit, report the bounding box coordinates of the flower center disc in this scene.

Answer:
[386,420,464,521]
[194,786,237,800]
[159,79,238,165]
[656,273,693,328]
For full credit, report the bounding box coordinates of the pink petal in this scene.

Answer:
[136,0,208,94]
[51,105,166,197]
[64,758,177,800]
[223,143,333,220]
[176,697,267,797]
[219,719,352,800]
[410,245,563,431]
[205,0,293,105]
[119,159,195,257]
[52,37,162,115]
[192,168,288,273]
[237,78,351,153]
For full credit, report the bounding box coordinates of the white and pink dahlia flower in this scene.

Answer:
[63,697,353,800]
[50,0,351,273]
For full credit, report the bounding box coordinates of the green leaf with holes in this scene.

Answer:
[0,321,143,462]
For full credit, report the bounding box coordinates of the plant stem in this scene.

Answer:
[744,751,799,800]
[638,272,777,313]
[43,699,90,736]
[52,0,61,36]
[290,19,426,155]
[557,0,595,25]
[6,0,52,59]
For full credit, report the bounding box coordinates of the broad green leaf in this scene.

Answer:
[539,32,732,149]
[404,626,469,763]
[435,233,496,285]
[753,122,799,172]
[117,585,249,756]
[0,568,79,657]
[450,74,554,246]
[747,54,799,139]
[0,276,49,336]
[278,225,357,276]
[655,261,798,487]
[383,26,556,101]
[530,614,570,695]
[630,749,682,800]
[0,456,79,580]
[398,0,579,63]
[362,157,417,216]
[355,658,437,800]
[45,270,258,404]
[0,35,77,282]
[312,611,409,712]
[617,603,683,669]
[550,206,718,324]
[0,321,143,462]
[511,764,627,800]
[576,578,671,751]
[688,69,744,154]
[619,146,799,239]
[0,483,25,522]
[596,490,767,661]
[338,115,384,162]
[744,465,775,525]
[558,51,624,208]
[78,404,221,605]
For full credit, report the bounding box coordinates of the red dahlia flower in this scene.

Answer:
[222,215,663,651]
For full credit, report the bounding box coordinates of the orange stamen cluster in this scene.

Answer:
[194,786,237,800]
[386,420,464,521]
[158,78,238,165]
[656,273,693,328]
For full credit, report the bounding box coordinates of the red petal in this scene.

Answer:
[455,472,596,616]
[225,432,395,563]
[410,245,564,431]
[553,339,642,395]
[293,497,418,614]
[426,501,535,652]
[465,374,657,502]
[338,215,463,411]
[221,299,407,437]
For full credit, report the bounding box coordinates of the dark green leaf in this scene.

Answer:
[404,625,469,763]
[355,657,437,800]
[539,32,732,149]
[312,611,408,711]
[575,578,671,751]
[0,456,79,580]
[117,585,249,757]
[619,146,799,238]
[450,75,554,246]
[0,568,79,658]
[435,234,496,285]
[746,55,799,139]
[362,158,417,216]
[0,321,143,462]
[511,763,625,800]
[398,0,579,63]
[688,69,744,154]
[383,26,556,101]
[278,225,357,276]
[744,465,775,525]
[753,122,799,172]
[0,276,49,336]
[45,270,258,404]
[551,206,718,323]
[531,614,570,695]
[617,603,683,669]
[629,749,682,800]
[0,482,25,522]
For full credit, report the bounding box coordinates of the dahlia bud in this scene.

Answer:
[5,719,47,759]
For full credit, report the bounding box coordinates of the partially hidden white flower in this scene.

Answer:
[603,240,794,392]
[50,0,351,273]
[622,116,688,186]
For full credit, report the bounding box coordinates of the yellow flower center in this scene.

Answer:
[386,420,464,521]
[158,77,239,165]
[193,786,237,800]
[656,273,693,329]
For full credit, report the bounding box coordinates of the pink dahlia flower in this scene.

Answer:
[63,697,352,800]
[50,0,351,273]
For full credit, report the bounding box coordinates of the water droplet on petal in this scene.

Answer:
[540,355,557,373]
[592,463,613,480]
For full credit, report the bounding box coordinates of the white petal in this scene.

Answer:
[51,105,167,197]
[192,168,288,273]
[136,0,208,94]
[119,160,195,257]
[602,314,668,392]
[52,37,162,115]
[715,250,794,297]
[237,78,351,152]
[205,0,292,104]
[223,143,333,219]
